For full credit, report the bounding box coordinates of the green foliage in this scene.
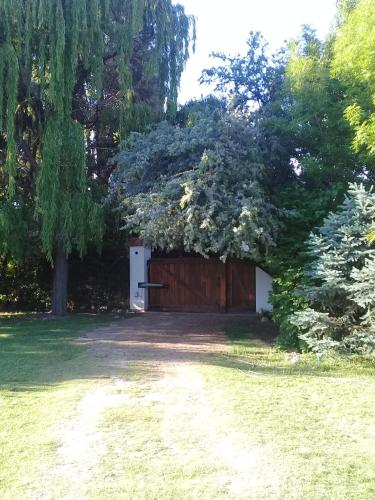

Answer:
[200,31,285,112]
[111,112,280,260]
[264,25,373,349]
[271,268,308,351]
[0,257,51,311]
[36,118,104,260]
[284,26,370,184]
[0,43,18,196]
[266,185,344,351]
[0,200,29,259]
[332,0,375,160]
[174,96,227,127]
[0,242,131,313]
[291,184,375,354]
[0,0,195,263]
[336,0,359,20]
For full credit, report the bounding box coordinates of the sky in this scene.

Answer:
[176,0,337,103]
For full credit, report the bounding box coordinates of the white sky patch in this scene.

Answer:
[176,0,337,103]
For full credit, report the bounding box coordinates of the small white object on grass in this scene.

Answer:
[316,352,324,363]
[285,352,301,364]
[290,355,301,364]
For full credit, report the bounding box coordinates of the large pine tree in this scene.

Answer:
[291,184,375,354]
[0,0,194,315]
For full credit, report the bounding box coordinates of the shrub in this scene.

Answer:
[271,268,309,351]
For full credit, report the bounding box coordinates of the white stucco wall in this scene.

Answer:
[129,246,152,312]
[256,267,273,313]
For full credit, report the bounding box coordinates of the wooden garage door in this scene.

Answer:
[149,258,256,312]
[226,261,256,312]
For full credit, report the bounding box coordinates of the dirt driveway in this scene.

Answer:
[50,313,279,500]
[80,312,251,361]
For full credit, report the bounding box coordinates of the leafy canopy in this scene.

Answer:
[111,111,280,260]
[0,0,195,260]
[285,26,366,185]
[333,0,375,156]
[200,31,285,113]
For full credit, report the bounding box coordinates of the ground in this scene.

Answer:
[1,313,375,499]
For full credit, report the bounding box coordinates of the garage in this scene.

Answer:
[148,257,256,312]
[129,241,273,314]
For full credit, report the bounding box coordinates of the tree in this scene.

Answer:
[331,0,375,264]
[262,26,369,349]
[0,0,195,315]
[284,26,370,185]
[332,0,375,162]
[199,27,372,191]
[110,111,280,261]
[200,31,299,191]
[268,184,344,351]
[291,184,375,354]
[200,31,285,113]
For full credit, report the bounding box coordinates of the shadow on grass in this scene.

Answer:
[0,314,134,391]
[224,322,375,379]
[1,314,375,395]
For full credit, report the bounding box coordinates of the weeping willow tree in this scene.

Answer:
[0,0,194,315]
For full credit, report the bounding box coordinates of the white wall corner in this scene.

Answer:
[129,246,152,312]
[256,267,273,313]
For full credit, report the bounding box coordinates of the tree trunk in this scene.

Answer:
[52,243,69,316]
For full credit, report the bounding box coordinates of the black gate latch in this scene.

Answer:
[138,282,168,289]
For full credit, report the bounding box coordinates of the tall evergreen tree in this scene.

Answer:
[0,0,194,315]
[291,184,375,354]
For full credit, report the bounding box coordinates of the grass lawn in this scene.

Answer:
[217,326,375,499]
[0,313,122,499]
[1,314,375,499]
